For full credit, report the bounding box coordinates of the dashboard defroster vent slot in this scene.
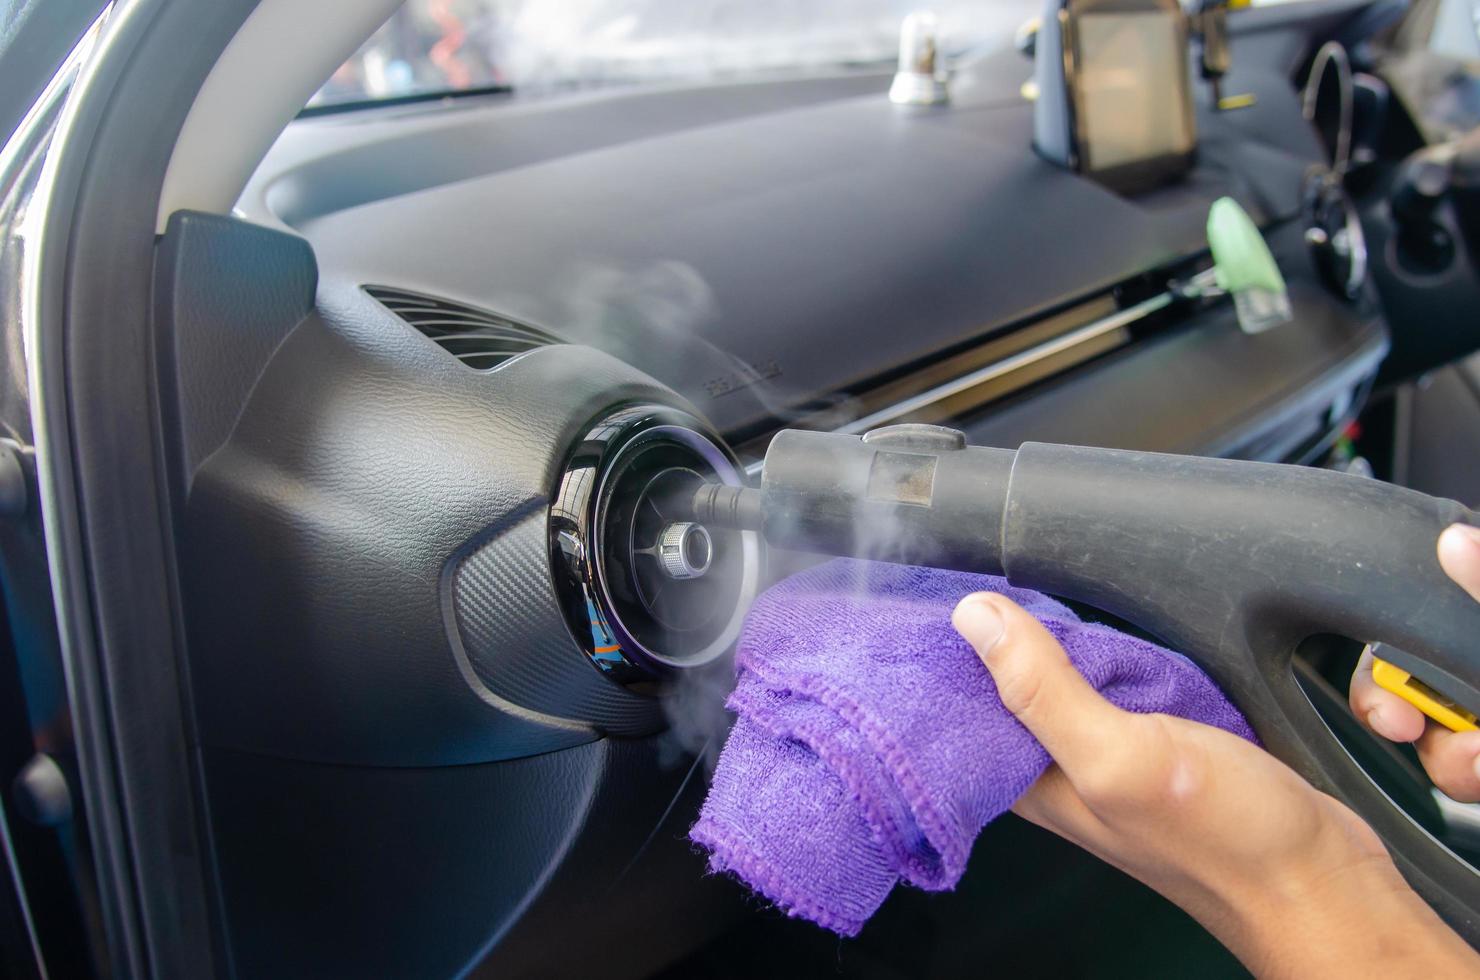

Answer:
[365,285,560,370]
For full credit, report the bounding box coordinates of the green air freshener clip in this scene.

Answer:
[1207,197,1292,334]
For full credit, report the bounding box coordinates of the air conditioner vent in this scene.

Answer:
[365,285,561,370]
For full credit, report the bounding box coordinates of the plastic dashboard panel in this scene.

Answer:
[166,213,686,767]
[202,734,747,979]
[154,212,752,978]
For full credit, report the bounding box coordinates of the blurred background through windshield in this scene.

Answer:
[305,0,1419,111]
[307,1,1041,109]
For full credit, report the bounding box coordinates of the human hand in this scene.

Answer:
[953,592,1478,977]
[1349,524,1480,802]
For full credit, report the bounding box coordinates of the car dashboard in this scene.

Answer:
[161,2,1412,976]
[239,3,1382,466]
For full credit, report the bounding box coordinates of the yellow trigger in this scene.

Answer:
[1372,657,1479,733]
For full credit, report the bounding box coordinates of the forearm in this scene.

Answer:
[1215,856,1480,977]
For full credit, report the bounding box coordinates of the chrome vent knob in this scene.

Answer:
[657,522,713,580]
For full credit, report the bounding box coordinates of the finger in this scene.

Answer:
[953,592,1127,772]
[1438,523,1480,603]
[1349,647,1426,744]
[1414,723,1480,804]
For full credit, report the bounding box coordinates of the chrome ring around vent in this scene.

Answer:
[549,405,760,680]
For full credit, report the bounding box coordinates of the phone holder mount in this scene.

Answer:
[1032,0,1199,194]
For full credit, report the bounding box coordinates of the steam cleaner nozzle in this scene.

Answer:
[688,483,765,531]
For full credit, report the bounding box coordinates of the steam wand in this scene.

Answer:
[684,423,1480,721]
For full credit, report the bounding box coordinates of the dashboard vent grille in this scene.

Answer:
[365,285,560,370]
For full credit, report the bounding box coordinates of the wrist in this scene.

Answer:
[1221,848,1475,977]
[1235,852,1406,970]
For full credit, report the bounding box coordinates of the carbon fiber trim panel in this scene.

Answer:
[452,508,662,734]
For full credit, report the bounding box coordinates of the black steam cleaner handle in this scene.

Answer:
[691,423,1480,941]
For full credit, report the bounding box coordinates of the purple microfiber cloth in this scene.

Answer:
[690,559,1256,936]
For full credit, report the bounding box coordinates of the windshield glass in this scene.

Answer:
[308,1,1040,109]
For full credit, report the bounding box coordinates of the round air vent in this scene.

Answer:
[1303,167,1368,299]
[549,406,760,682]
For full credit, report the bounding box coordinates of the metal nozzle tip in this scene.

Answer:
[688,484,765,532]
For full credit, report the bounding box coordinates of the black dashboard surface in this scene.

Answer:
[241,7,1364,446]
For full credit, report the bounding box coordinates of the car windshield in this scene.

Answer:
[307,1,1043,110]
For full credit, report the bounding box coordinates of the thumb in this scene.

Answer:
[952,592,1125,771]
[1438,524,1480,604]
